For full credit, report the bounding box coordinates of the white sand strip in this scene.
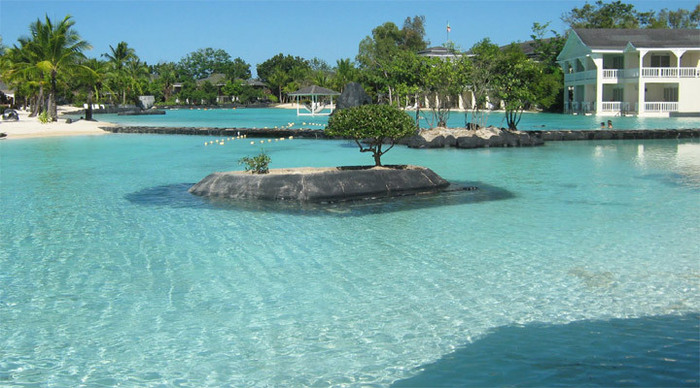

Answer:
[0,106,116,140]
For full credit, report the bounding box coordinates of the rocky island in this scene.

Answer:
[188,165,452,202]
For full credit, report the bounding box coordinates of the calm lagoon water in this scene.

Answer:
[90,107,700,130]
[1,132,699,386]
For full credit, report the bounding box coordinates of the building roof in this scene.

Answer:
[196,73,227,86]
[0,81,13,97]
[417,46,463,58]
[288,85,340,96]
[574,28,700,49]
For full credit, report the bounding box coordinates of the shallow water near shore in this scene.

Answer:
[1,134,699,386]
[86,107,700,130]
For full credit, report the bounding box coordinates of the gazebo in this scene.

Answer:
[288,85,341,116]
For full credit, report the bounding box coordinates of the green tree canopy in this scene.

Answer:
[8,14,91,119]
[256,53,310,102]
[562,1,699,29]
[178,47,249,80]
[326,104,415,166]
[356,16,429,104]
[645,5,700,28]
[492,44,543,130]
[103,41,143,104]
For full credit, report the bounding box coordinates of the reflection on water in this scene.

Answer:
[125,181,515,216]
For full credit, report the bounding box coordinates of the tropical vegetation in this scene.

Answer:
[326,104,416,166]
[1,2,697,128]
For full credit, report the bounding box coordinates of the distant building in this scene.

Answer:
[557,28,700,117]
[417,46,463,60]
[418,46,470,110]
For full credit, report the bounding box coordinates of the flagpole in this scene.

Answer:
[446,21,451,44]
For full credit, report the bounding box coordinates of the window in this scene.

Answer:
[612,87,624,102]
[651,54,670,68]
[603,55,624,69]
[663,86,678,102]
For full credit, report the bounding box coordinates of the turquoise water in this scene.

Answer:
[1,134,699,386]
[86,107,700,130]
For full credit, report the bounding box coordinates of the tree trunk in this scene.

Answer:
[47,94,56,121]
[86,91,94,121]
[30,87,44,117]
[50,72,58,121]
[373,152,382,167]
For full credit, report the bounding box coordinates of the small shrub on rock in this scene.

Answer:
[238,151,271,174]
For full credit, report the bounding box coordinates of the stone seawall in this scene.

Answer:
[101,126,329,139]
[534,129,699,141]
[100,126,700,145]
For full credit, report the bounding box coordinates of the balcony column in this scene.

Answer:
[591,55,603,115]
[672,49,685,76]
[638,50,646,115]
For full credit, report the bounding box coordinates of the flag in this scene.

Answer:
[447,23,451,33]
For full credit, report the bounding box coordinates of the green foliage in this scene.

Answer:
[563,0,641,28]
[103,41,147,105]
[3,15,91,119]
[326,104,415,166]
[423,55,470,127]
[492,44,541,130]
[256,54,310,102]
[238,151,271,174]
[562,1,699,29]
[37,110,50,123]
[644,5,700,28]
[356,15,429,105]
[178,48,250,80]
[529,22,565,112]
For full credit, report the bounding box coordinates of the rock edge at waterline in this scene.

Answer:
[189,165,453,202]
[402,126,544,149]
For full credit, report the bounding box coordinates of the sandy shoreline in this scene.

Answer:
[0,106,116,140]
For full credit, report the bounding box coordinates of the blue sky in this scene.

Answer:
[1,0,697,76]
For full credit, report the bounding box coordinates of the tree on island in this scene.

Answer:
[325,104,415,167]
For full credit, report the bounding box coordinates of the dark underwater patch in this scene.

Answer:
[393,313,700,387]
[125,181,514,217]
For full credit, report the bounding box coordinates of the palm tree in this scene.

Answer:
[103,41,138,105]
[75,58,109,120]
[2,35,45,115]
[334,58,357,91]
[30,15,91,120]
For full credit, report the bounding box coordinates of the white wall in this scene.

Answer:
[679,78,700,112]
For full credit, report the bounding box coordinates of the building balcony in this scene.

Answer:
[601,101,632,113]
[644,102,678,112]
[568,67,700,83]
[564,70,596,83]
[602,67,699,80]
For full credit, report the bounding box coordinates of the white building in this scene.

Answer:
[557,28,700,117]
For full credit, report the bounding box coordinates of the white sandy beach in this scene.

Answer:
[0,106,116,140]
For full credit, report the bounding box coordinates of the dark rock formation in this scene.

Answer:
[403,126,544,149]
[117,109,166,116]
[336,82,372,111]
[2,109,19,121]
[189,165,450,202]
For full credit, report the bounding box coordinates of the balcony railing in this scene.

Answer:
[564,70,596,82]
[571,67,699,81]
[641,67,699,78]
[644,102,678,112]
[602,69,619,79]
